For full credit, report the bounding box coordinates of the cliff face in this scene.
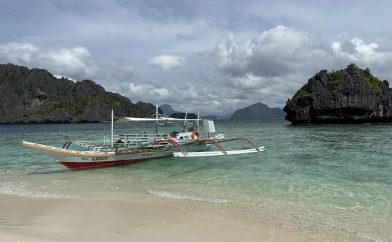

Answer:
[0,63,156,123]
[230,102,285,121]
[284,64,392,124]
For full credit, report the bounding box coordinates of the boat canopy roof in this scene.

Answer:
[123,117,202,122]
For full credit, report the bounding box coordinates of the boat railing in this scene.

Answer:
[72,133,171,150]
[112,133,170,147]
[72,140,110,150]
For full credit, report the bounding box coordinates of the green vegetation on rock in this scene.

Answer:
[1,71,14,83]
[327,70,346,90]
[296,90,311,107]
[15,87,22,96]
[53,101,67,111]
[360,68,382,93]
[21,68,29,77]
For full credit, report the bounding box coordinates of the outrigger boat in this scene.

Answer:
[22,107,266,170]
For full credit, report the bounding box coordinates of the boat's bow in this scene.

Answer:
[22,141,86,160]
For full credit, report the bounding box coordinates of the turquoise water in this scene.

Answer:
[1,122,392,240]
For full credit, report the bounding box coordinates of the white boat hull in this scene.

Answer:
[22,141,172,170]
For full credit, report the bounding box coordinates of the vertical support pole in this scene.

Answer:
[155,105,158,134]
[197,112,200,132]
[183,112,188,131]
[111,109,114,148]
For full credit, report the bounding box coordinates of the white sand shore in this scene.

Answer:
[0,193,367,242]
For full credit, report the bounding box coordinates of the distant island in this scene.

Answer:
[159,104,177,116]
[284,64,392,124]
[230,103,285,121]
[158,104,198,119]
[0,63,156,123]
[159,103,284,121]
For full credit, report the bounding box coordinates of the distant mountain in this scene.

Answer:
[230,103,285,121]
[201,115,218,120]
[159,104,175,116]
[0,63,156,123]
[170,112,198,119]
[160,104,199,119]
[202,114,230,120]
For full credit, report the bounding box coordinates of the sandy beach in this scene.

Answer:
[0,192,369,242]
[0,193,290,242]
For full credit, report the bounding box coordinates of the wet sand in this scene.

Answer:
[0,193,368,242]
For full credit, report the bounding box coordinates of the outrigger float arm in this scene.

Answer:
[153,138,266,158]
[213,137,260,151]
[173,146,266,157]
[154,139,188,156]
[204,139,227,155]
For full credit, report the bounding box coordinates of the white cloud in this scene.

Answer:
[44,47,98,78]
[211,26,392,108]
[331,41,342,54]
[0,42,38,63]
[122,81,234,114]
[332,37,392,78]
[0,42,98,79]
[148,55,187,71]
[215,26,330,78]
[0,42,137,87]
[351,38,379,57]
[230,74,267,89]
[128,83,170,99]
[212,26,331,107]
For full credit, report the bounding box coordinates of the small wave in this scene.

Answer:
[0,182,71,199]
[147,189,228,204]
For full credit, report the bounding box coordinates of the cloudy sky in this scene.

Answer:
[2,0,392,115]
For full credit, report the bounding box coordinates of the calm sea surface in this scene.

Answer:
[0,121,391,240]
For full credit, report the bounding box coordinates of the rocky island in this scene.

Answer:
[159,104,176,116]
[284,64,392,124]
[230,102,284,121]
[0,63,156,123]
